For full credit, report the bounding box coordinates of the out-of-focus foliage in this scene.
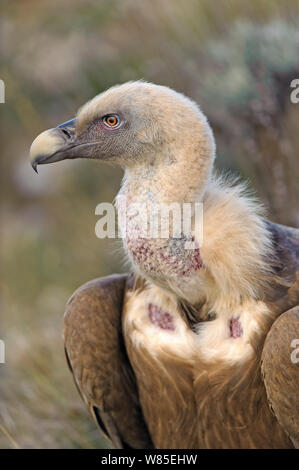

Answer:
[200,21,299,224]
[0,0,298,449]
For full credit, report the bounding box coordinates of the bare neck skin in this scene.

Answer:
[122,153,209,206]
[121,115,215,205]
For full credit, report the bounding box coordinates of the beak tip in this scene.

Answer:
[31,161,39,174]
[29,119,76,171]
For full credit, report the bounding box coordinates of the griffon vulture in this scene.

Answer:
[29,81,299,449]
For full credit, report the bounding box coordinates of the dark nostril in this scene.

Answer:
[57,118,76,140]
[61,128,72,139]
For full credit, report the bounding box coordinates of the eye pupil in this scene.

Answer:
[104,115,119,127]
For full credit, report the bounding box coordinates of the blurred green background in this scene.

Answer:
[0,0,298,449]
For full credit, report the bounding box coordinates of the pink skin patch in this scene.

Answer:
[230,317,243,338]
[126,234,202,279]
[148,303,175,331]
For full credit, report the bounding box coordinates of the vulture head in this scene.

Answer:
[30,81,215,199]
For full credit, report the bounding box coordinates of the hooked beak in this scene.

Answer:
[30,118,89,173]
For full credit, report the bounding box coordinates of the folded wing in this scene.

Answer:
[63,274,153,449]
[262,305,299,448]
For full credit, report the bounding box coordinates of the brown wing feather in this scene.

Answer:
[261,305,299,447]
[266,222,299,312]
[63,274,153,449]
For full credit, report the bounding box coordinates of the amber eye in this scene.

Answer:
[103,114,120,128]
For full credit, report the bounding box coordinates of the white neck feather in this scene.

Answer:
[200,176,273,309]
[118,164,273,310]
